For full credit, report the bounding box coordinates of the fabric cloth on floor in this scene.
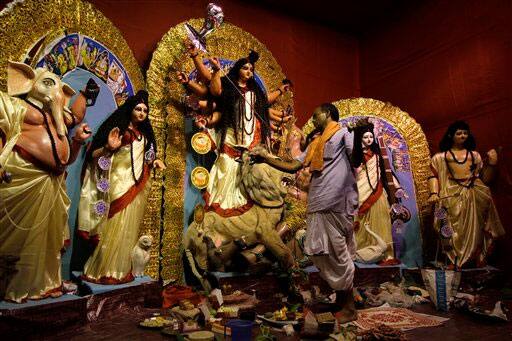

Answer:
[354,305,449,331]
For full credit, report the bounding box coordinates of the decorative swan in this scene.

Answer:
[355,223,389,264]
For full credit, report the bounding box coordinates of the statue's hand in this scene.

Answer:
[194,115,208,129]
[176,71,189,84]
[208,57,221,72]
[184,37,199,57]
[153,159,166,170]
[73,123,92,143]
[107,127,122,151]
[395,188,409,200]
[487,149,498,165]
[269,108,292,124]
[279,83,290,94]
[428,193,440,204]
[250,145,269,159]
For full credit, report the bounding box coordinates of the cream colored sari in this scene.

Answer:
[205,91,258,215]
[431,152,504,267]
[355,153,394,259]
[0,91,69,302]
[79,138,149,283]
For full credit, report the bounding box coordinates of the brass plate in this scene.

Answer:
[191,132,212,154]
[190,166,210,189]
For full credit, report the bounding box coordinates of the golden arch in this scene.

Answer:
[0,0,143,91]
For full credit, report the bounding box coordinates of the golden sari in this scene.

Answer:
[78,135,150,284]
[431,152,505,267]
[0,92,69,302]
[355,152,394,259]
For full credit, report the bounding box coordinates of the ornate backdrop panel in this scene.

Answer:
[147,19,293,282]
[0,0,146,277]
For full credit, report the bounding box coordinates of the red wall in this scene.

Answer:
[86,0,360,125]
[360,0,512,265]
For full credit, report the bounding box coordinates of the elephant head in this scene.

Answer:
[137,235,153,251]
[7,61,75,138]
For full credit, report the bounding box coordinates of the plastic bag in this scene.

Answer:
[421,269,461,311]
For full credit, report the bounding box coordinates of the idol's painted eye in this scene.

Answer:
[135,105,148,113]
[42,78,56,87]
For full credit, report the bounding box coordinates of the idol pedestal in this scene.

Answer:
[0,273,160,338]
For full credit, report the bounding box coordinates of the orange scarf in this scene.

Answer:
[304,121,340,172]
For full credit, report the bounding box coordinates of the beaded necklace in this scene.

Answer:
[444,150,477,188]
[448,149,469,164]
[364,151,379,193]
[240,87,255,136]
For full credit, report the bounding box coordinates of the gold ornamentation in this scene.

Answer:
[147,19,292,282]
[0,0,143,92]
[190,166,210,190]
[191,131,211,154]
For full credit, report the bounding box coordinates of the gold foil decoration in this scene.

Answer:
[147,19,292,282]
[191,131,211,154]
[0,0,143,92]
[190,166,210,190]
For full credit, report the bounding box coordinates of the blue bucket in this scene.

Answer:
[224,319,253,341]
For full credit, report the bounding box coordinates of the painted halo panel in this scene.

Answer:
[35,33,135,103]
[0,0,143,91]
[147,19,292,282]
[337,98,430,266]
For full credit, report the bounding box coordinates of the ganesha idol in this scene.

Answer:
[0,61,98,302]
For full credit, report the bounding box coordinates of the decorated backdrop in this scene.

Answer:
[0,0,144,278]
[147,19,293,282]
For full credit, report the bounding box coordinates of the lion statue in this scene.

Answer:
[183,152,295,287]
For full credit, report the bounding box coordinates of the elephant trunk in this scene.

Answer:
[48,96,68,138]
